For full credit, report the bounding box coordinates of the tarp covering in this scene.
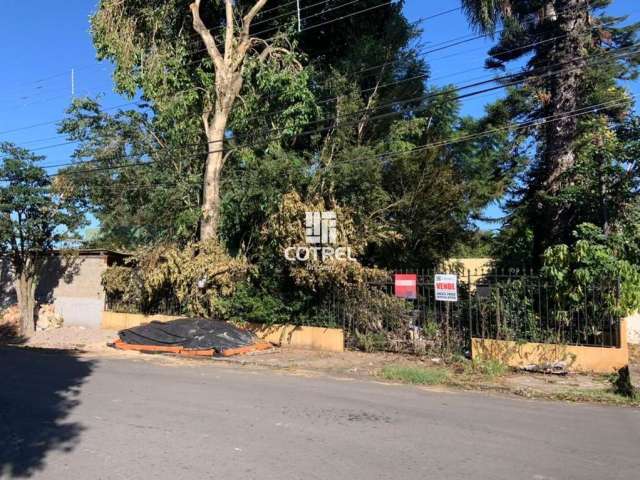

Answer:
[114,318,272,357]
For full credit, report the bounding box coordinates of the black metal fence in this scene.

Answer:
[105,267,622,356]
[331,269,621,355]
[105,295,186,316]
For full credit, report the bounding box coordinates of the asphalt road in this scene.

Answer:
[1,348,639,480]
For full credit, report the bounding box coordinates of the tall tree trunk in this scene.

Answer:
[201,109,231,241]
[532,0,590,263]
[15,272,36,336]
[191,0,268,242]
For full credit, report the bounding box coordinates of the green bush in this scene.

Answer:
[221,283,292,326]
[354,331,388,352]
[465,359,509,378]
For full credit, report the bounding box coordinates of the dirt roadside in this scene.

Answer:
[5,326,639,407]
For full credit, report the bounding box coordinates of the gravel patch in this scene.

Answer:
[23,326,118,352]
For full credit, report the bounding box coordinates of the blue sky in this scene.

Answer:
[0,0,638,231]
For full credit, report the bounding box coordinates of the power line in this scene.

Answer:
[2,43,636,182]
[0,2,375,107]
[179,0,584,68]
[2,2,634,168]
[35,95,632,196]
[0,0,602,122]
[0,100,140,136]
[0,0,594,107]
[98,43,640,155]
[0,2,402,137]
[325,1,604,81]
[32,81,635,180]
[7,29,634,158]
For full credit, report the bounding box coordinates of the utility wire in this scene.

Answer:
[0,0,607,133]
[5,30,634,157]
[26,40,639,167]
[32,94,631,195]
[0,0,591,104]
[30,90,634,181]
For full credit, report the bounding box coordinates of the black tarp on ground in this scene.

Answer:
[118,318,259,353]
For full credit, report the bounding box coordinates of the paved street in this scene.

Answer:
[1,347,639,479]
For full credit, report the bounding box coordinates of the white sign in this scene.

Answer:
[434,274,458,302]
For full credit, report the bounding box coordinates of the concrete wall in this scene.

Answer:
[625,312,640,345]
[102,312,182,330]
[446,258,493,273]
[1,254,109,328]
[0,259,15,308]
[471,320,630,374]
[101,311,345,352]
[246,323,344,352]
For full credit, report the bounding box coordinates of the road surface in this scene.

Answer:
[1,347,639,479]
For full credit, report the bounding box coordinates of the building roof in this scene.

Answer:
[57,249,131,258]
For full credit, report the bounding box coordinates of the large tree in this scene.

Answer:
[461,0,640,264]
[83,0,508,270]
[0,143,85,335]
[92,0,311,241]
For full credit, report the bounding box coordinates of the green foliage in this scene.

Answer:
[0,143,85,264]
[379,365,450,385]
[220,148,311,254]
[354,332,388,353]
[101,266,144,312]
[83,0,520,337]
[461,0,640,265]
[58,98,203,249]
[465,358,509,378]
[542,223,640,317]
[489,279,546,342]
[453,231,495,258]
[422,320,439,339]
[0,143,86,333]
[220,282,293,326]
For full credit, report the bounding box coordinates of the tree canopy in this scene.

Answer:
[0,143,85,334]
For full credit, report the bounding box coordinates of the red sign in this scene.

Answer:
[395,274,417,299]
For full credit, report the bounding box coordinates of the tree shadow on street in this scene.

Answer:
[0,346,95,478]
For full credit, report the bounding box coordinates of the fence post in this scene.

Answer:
[616,274,622,348]
[467,269,472,341]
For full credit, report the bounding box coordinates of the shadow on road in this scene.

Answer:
[0,346,95,478]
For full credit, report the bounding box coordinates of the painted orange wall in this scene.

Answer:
[472,320,629,373]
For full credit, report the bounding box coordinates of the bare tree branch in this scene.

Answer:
[242,0,268,38]
[224,0,235,63]
[190,0,224,71]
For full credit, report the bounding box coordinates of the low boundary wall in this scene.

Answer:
[472,320,629,373]
[101,311,344,352]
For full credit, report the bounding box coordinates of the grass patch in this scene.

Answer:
[549,389,640,407]
[380,365,450,385]
[464,358,509,378]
